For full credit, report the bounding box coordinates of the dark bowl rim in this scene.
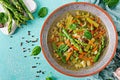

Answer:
[40,2,118,77]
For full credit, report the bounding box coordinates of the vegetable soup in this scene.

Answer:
[48,10,108,70]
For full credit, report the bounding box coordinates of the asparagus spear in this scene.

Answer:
[0,0,29,26]
[19,0,34,20]
[3,6,12,33]
[93,46,102,62]
[94,36,105,62]
[101,36,105,49]
[62,28,83,53]
[4,0,9,2]
[11,0,24,14]
[0,0,20,20]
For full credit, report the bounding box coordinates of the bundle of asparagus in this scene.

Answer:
[0,0,34,33]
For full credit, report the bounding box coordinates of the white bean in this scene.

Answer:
[87,60,91,66]
[81,60,86,68]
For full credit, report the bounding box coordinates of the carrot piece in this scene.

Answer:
[66,52,73,61]
[81,57,93,64]
[72,20,76,23]
[57,42,64,46]
[81,57,89,61]
[88,38,95,44]
[72,35,80,39]
[90,17,95,20]
[90,24,93,27]
[80,23,83,26]
[89,57,94,64]
[97,17,100,24]
[65,39,71,46]
[77,31,84,35]
[91,30,94,35]
[91,43,96,47]
[88,38,96,47]
[94,30,105,38]
[79,52,86,59]
[91,28,99,35]
[92,46,98,52]
[76,15,81,18]
[71,46,78,51]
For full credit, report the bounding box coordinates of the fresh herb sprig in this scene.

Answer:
[103,0,119,8]
[31,46,41,56]
[38,7,48,18]
[0,12,8,24]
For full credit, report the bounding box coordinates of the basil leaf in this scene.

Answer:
[57,44,68,63]
[31,46,41,56]
[103,0,119,8]
[46,77,53,80]
[84,30,92,39]
[0,12,8,24]
[69,24,77,30]
[38,7,48,18]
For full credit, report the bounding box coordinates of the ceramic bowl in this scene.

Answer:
[40,2,118,77]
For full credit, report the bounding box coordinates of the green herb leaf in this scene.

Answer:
[69,24,77,30]
[52,42,57,52]
[0,12,8,24]
[61,56,66,63]
[103,0,119,8]
[57,44,68,63]
[38,7,48,18]
[58,44,68,53]
[59,32,65,36]
[46,77,53,80]
[84,30,92,39]
[31,46,41,56]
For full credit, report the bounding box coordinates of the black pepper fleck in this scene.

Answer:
[29,40,32,42]
[42,72,45,74]
[36,75,39,77]
[24,56,27,58]
[20,42,23,46]
[32,44,34,46]
[26,40,30,43]
[10,36,13,38]
[37,57,40,59]
[23,50,27,52]
[28,31,31,35]
[34,57,36,59]
[23,48,25,49]
[36,63,38,64]
[32,38,39,43]
[38,70,42,73]
[39,70,41,72]
[28,48,30,50]
[31,41,36,43]
[117,31,120,36]
[37,71,41,73]
[36,38,38,41]
[32,35,34,37]
[32,66,37,68]
[22,37,25,39]
[9,47,12,49]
